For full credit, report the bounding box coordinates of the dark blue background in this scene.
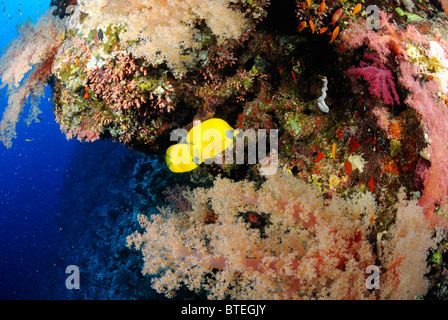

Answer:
[0,0,77,299]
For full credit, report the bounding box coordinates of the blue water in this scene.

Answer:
[0,0,84,299]
[0,96,75,299]
[0,0,75,299]
[0,2,179,300]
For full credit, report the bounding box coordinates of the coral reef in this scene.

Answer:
[2,0,448,300]
[0,10,64,148]
[127,171,434,299]
[77,0,249,77]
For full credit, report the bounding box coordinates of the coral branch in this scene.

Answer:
[0,9,64,148]
[128,172,433,299]
[346,61,399,105]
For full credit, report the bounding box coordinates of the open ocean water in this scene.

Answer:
[0,0,74,299]
[0,0,150,299]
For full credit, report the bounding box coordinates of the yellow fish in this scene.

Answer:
[166,143,198,173]
[166,118,237,173]
[187,118,235,164]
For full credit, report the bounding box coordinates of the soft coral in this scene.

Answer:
[346,58,399,105]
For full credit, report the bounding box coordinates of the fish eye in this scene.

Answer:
[193,156,200,165]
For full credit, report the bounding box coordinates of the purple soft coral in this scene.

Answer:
[346,60,400,105]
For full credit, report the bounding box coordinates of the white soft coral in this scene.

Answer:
[77,0,248,77]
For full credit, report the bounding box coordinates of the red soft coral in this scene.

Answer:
[346,60,399,105]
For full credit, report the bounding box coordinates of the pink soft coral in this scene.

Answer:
[0,10,64,148]
[439,0,448,15]
[346,60,399,105]
[340,11,406,63]
[399,61,448,224]
[127,172,434,300]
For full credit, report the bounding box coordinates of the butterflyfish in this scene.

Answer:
[166,118,238,173]
[166,143,199,173]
